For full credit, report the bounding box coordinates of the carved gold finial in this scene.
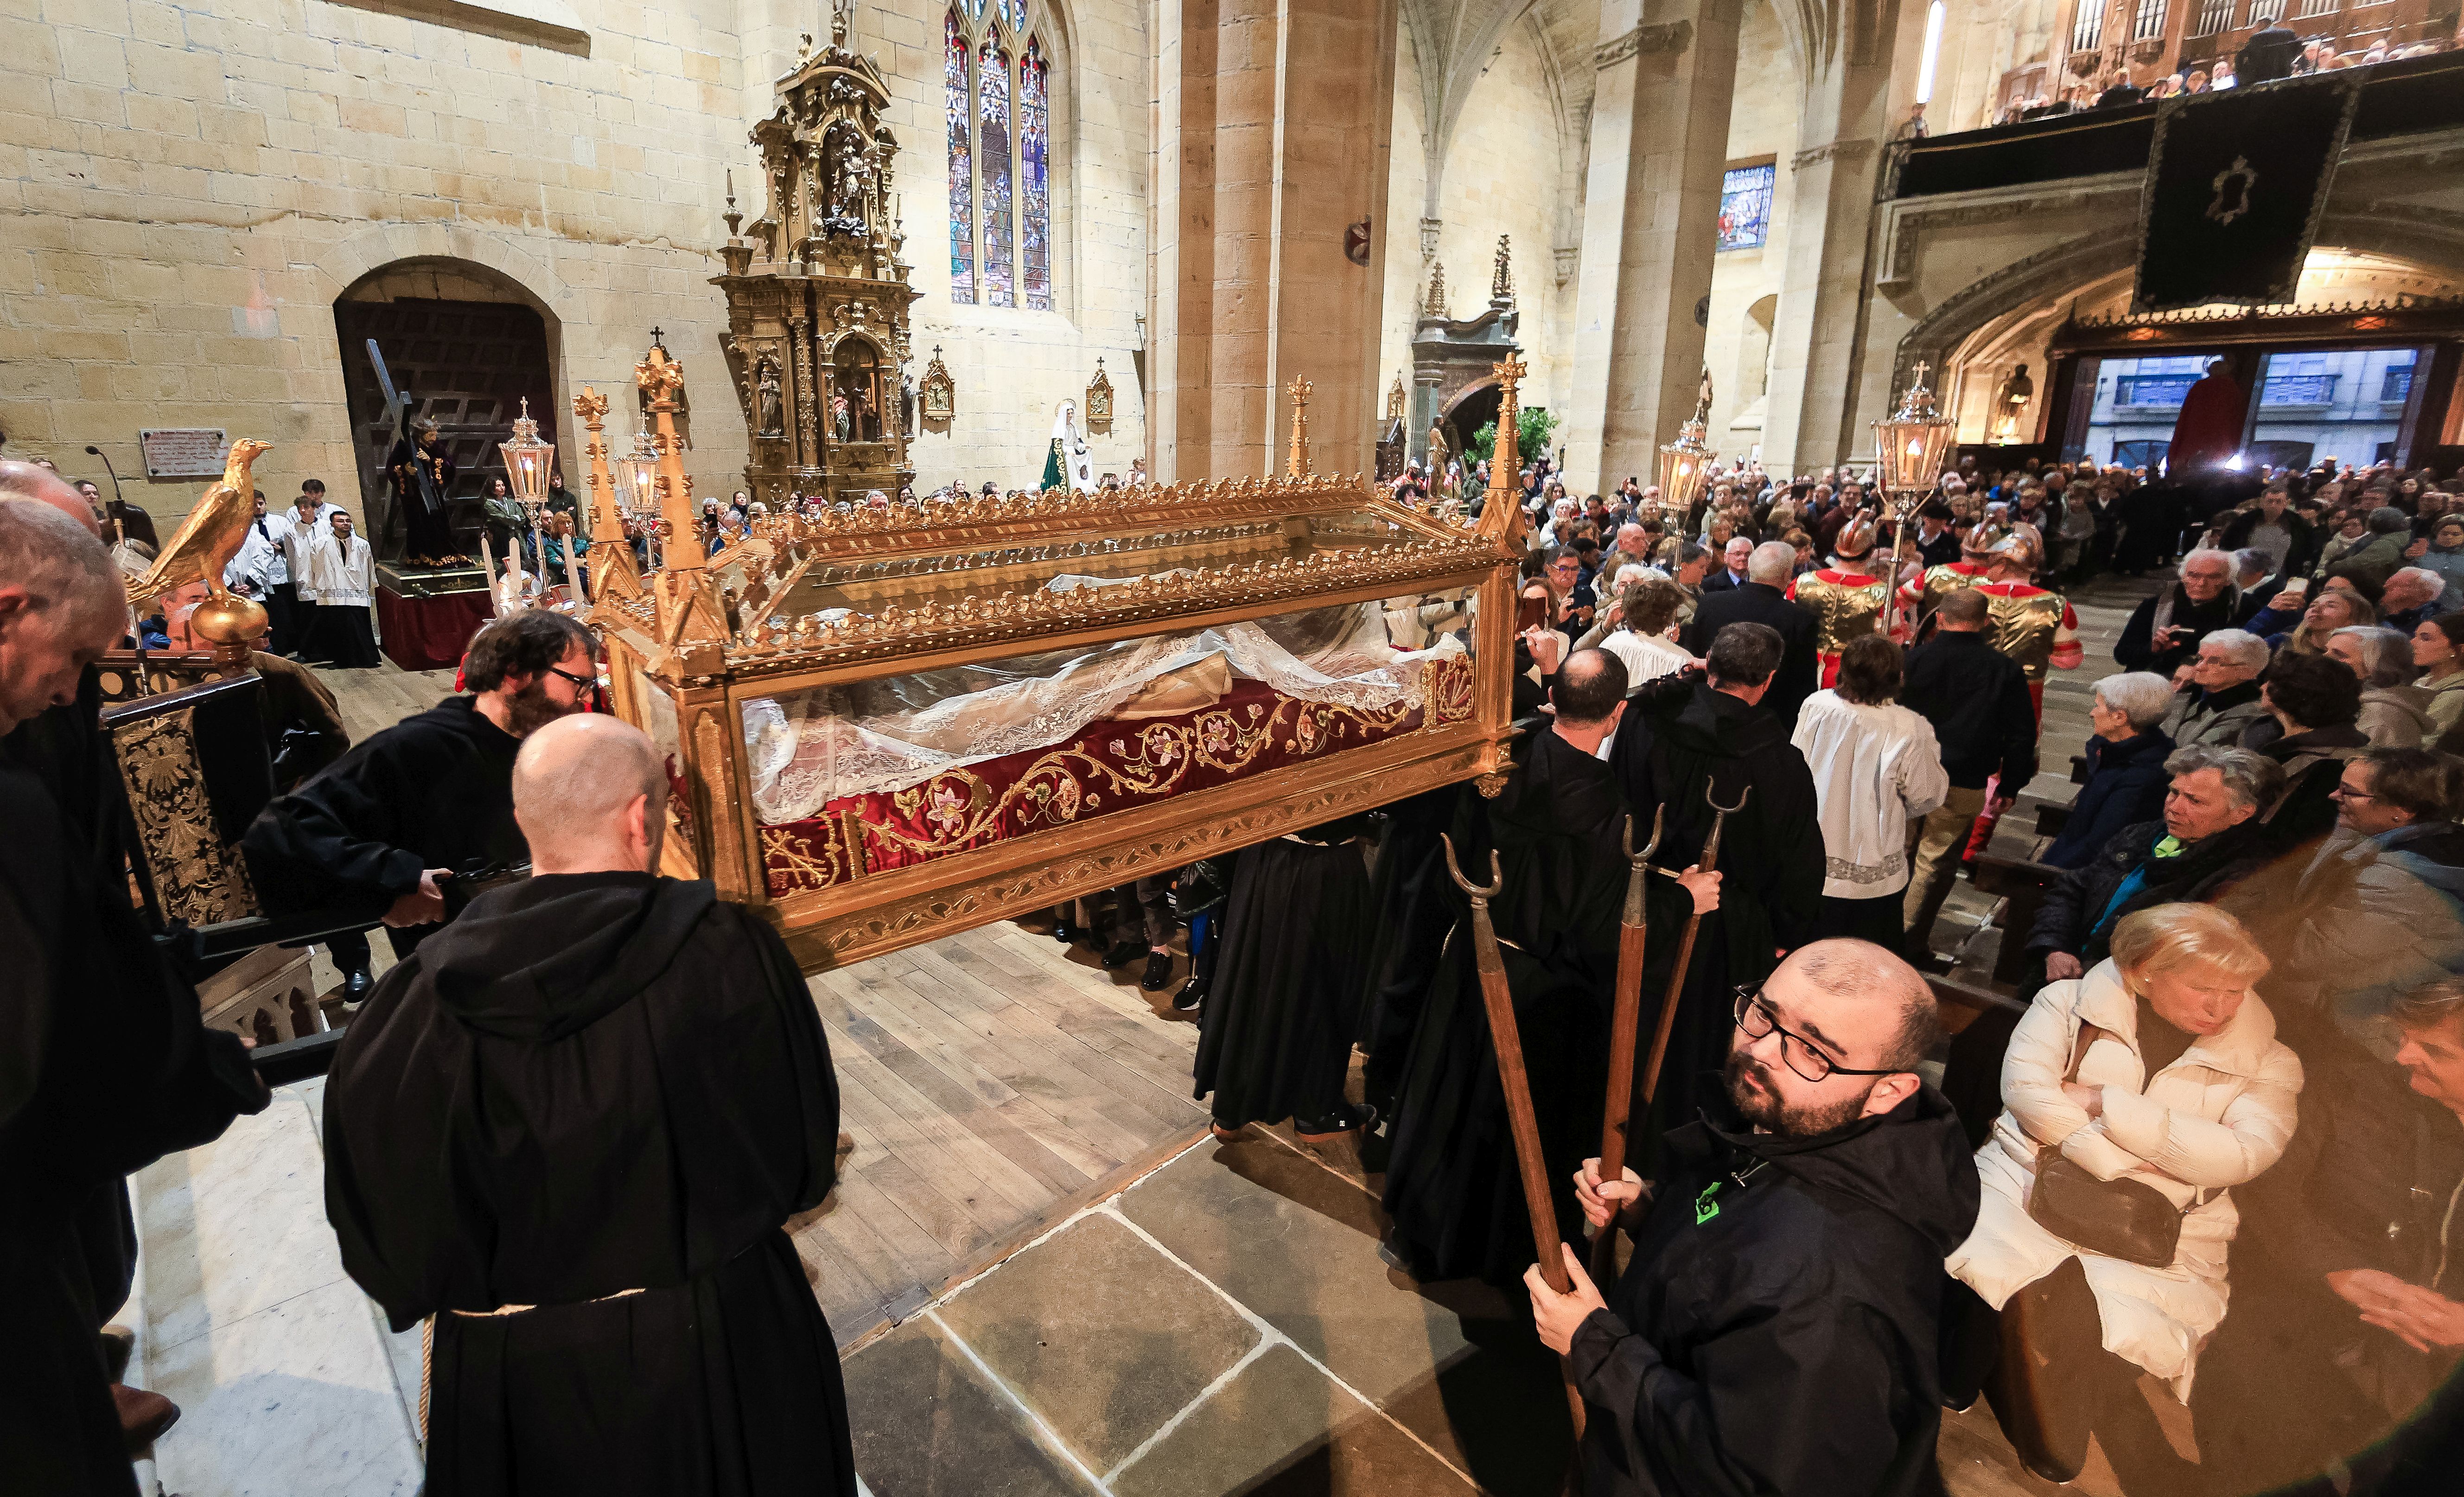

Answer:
[1423,263,1448,319]
[1492,235,1513,305]
[1286,377,1313,478]
[1485,358,1526,505]
[1386,372,1406,423]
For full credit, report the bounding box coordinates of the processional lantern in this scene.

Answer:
[617,428,662,562]
[1655,370,1717,519]
[1871,362,1959,633]
[497,397,555,595]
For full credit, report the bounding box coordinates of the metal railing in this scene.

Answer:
[2381,367,2416,402]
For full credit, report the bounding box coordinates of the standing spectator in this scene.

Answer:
[1701,534,1752,595]
[1900,588,2038,961]
[2043,673,2178,869]
[2228,548,2287,626]
[2326,625,2434,747]
[1790,636,1948,943]
[2409,514,2464,609]
[1681,541,1821,727]
[2323,507,2418,600]
[2252,652,2371,847]
[1948,905,2301,1488]
[2411,612,2464,738]
[2115,548,2237,675]
[2215,484,2315,577]
[277,481,334,663]
[2165,629,2273,748]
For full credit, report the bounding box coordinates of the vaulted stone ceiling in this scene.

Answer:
[1397,0,1599,233]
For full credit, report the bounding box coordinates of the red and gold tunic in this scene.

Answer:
[1974,579,2082,721]
[1786,568,1889,687]
[1897,560,1987,619]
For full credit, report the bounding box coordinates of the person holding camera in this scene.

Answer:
[2115,548,2238,676]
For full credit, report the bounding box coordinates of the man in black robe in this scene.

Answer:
[1381,650,1717,1285]
[243,609,594,994]
[324,713,855,1497]
[1,489,269,1493]
[388,415,459,564]
[1609,622,1823,1164]
[1528,940,1979,1497]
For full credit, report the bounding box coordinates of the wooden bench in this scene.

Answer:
[1968,852,2066,986]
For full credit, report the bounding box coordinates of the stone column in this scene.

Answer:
[1563,0,1741,497]
[1148,0,1399,481]
[1758,20,1897,473]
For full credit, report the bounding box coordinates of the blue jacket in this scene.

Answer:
[2044,731,2176,869]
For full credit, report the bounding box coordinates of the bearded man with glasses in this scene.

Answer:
[246,610,599,996]
[1526,938,1980,1497]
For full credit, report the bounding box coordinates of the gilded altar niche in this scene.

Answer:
[715,26,919,510]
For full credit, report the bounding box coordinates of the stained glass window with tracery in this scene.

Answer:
[945,12,974,305]
[979,42,1014,307]
[942,5,1055,312]
[1020,41,1050,311]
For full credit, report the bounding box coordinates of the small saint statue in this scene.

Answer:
[756,358,784,437]
[1994,363,2035,439]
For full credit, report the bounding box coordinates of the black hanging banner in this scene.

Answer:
[2131,76,2361,315]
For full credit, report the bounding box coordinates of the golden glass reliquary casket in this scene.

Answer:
[597,478,1523,971]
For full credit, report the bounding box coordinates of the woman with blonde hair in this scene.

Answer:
[1947,902,2302,1488]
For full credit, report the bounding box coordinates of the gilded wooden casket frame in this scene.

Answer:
[598,475,1523,971]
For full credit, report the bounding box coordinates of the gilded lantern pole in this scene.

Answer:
[1285,376,1313,478]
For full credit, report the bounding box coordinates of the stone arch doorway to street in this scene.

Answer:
[1439,377,1503,469]
[331,258,562,561]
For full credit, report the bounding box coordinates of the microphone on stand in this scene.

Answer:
[83,445,126,508]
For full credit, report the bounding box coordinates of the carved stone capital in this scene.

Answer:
[1595,20,1692,70]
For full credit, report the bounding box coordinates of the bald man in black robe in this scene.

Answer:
[1380,648,1717,1285]
[324,714,854,1497]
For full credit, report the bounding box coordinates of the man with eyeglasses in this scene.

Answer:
[1526,939,1980,1497]
[245,610,598,997]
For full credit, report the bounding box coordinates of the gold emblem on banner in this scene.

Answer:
[2205,155,2257,228]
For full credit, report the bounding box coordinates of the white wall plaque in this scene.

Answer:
[140,428,229,479]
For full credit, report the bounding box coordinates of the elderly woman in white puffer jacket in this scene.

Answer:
[1945,903,2302,1489]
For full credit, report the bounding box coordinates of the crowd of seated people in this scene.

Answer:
[1987,23,2455,125]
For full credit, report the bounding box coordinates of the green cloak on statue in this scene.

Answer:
[1040,438,1066,491]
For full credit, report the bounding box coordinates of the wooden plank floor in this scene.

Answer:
[316,660,1211,1351]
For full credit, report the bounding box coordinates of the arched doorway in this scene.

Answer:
[1439,377,1503,465]
[332,258,561,563]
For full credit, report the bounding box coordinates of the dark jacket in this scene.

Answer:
[243,694,525,925]
[2114,585,2238,675]
[1571,1085,1981,1497]
[1700,567,1749,596]
[2274,822,2464,1043]
[2216,508,2318,577]
[2026,817,2269,968]
[2255,722,2372,851]
[1899,631,2037,791]
[2323,531,2411,602]
[1680,581,1821,726]
[2043,731,2176,869]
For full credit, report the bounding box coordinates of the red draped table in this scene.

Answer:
[375,586,491,672]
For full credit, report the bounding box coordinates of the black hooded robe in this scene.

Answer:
[1609,677,1823,1168]
[1569,1086,1981,1497]
[1191,816,1374,1128]
[1356,785,1463,1114]
[1379,731,1694,1286]
[323,873,855,1497]
[2,713,268,1496]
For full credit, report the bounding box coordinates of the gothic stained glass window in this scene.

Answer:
[978,41,1015,308]
[1717,164,1774,252]
[945,12,974,305]
[944,4,1055,312]
[1020,42,1051,312]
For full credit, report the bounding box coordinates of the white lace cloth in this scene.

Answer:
[744,583,1466,823]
